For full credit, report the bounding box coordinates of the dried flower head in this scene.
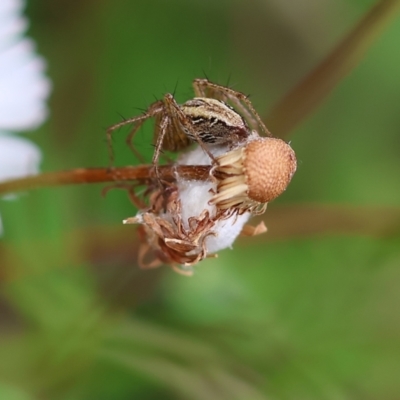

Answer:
[124,148,256,275]
[119,79,297,275]
[211,135,297,215]
[124,132,296,275]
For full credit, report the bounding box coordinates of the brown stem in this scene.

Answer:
[266,0,400,138]
[0,165,211,196]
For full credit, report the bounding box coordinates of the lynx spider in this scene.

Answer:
[106,79,272,167]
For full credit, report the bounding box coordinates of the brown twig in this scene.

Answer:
[0,165,211,196]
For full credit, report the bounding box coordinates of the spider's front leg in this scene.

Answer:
[152,112,170,171]
[106,100,165,166]
[162,93,219,165]
[125,100,165,164]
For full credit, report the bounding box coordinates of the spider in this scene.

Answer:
[106,78,272,167]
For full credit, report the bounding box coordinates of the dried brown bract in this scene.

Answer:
[124,184,220,275]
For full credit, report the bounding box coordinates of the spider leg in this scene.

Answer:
[107,115,148,166]
[163,93,218,164]
[192,78,224,100]
[125,101,165,164]
[193,79,272,137]
[106,100,165,166]
[223,92,271,137]
[152,113,170,181]
[102,182,147,209]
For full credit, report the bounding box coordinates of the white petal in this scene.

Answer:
[0,39,51,130]
[0,0,25,49]
[0,1,51,132]
[0,38,35,74]
[0,133,41,182]
[0,15,27,51]
[0,0,23,19]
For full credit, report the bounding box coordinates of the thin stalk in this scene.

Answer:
[0,165,211,196]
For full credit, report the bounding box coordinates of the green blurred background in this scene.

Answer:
[1,0,400,399]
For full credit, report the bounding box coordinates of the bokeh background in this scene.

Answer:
[1,0,400,399]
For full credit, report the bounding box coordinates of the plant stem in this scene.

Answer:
[0,165,211,196]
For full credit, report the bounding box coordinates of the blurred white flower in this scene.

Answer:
[0,0,51,233]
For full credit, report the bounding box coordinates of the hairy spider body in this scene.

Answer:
[179,98,249,145]
[106,79,272,166]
